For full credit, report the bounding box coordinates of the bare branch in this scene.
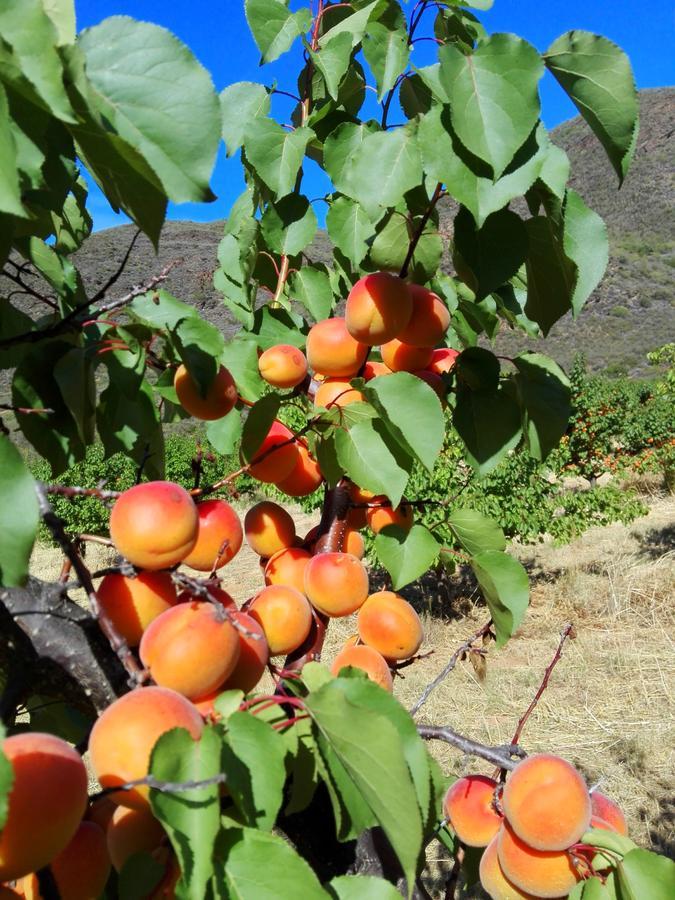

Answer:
[91,771,227,800]
[88,228,142,305]
[399,182,444,279]
[417,724,525,771]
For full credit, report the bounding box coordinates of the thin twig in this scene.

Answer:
[417,725,525,771]
[45,484,120,501]
[88,228,142,305]
[399,182,444,279]
[91,771,227,800]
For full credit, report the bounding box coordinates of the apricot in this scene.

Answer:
[380,339,433,373]
[366,500,414,535]
[398,284,451,347]
[258,344,308,389]
[244,501,296,558]
[249,585,313,656]
[21,822,111,900]
[428,347,459,375]
[88,686,204,810]
[347,484,375,529]
[221,611,269,693]
[139,602,240,700]
[345,273,412,345]
[107,806,165,872]
[276,444,323,497]
[343,528,365,559]
[0,887,22,898]
[497,821,581,898]
[363,360,392,380]
[443,775,502,847]
[86,795,117,833]
[264,547,311,594]
[97,571,177,648]
[306,317,368,377]
[109,481,198,570]
[314,378,365,409]
[479,835,540,900]
[0,733,88,882]
[590,791,628,836]
[501,754,591,851]
[304,552,369,617]
[331,644,393,692]
[177,582,236,609]
[174,363,237,421]
[245,421,297,484]
[357,591,423,661]
[181,499,243,572]
[413,369,446,405]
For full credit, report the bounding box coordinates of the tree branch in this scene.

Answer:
[416,725,525,771]
[88,228,142,305]
[399,183,444,279]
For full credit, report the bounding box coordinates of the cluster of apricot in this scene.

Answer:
[443,753,629,899]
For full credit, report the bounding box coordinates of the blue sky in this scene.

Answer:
[76,0,675,232]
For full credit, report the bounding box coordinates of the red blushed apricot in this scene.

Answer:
[413,370,447,405]
[304,552,369,617]
[357,591,423,661]
[36,821,110,900]
[398,284,451,347]
[479,835,540,900]
[249,585,313,656]
[590,791,628,837]
[443,775,502,848]
[264,547,311,594]
[345,273,413,346]
[245,421,297,484]
[182,499,243,572]
[502,754,591,851]
[174,364,238,421]
[97,571,177,648]
[86,795,117,833]
[314,378,365,409]
[0,734,88,882]
[109,481,199,570]
[428,347,459,375]
[381,339,433,373]
[244,501,296,558]
[276,444,324,497]
[88,687,204,811]
[363,360,392,380]
[331,644,393,692]
[258,344,308,389]
[139,602,240,700]
[366,499,414,535]
[497,822,581,898]
[347,484,375,529]
[222,611,269,693]
[177,582,236,609]
[107,806,165,872]
[306,317,368,377]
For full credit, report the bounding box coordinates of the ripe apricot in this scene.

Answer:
[428,347,459,375]
[244,501,296,558]
[174,364,237,421]
[357,591,423,661]
[276,444,323,497]
[0,887,22,898]
[381,339,433,373]
[0,734,88,882]
[221,611,269,693]
[497,821,581,898]
[181,499,243,571]
[501,754,591,851]
[88,687,204,810]
[304,552,369,617]
[258,344,308,389]
[86,795,117,833]
[245,421,297,484]
[109,481,198,570]
[443,775,502,847]
[479,835,540,900]
[139,602,240,700]
[398,284,450,347]
[331,644,393,692]
[264,547,311,594]
[345,273,412,345]
[97,571,177,648]
[22,821,111,900]
[590,791,628,836]
[107,806,165,872]
[306,317,368,377]
[314,378,365,409]
[249,585,313,656]
[366,499,414,535]
[363,360,392,380]
[413,370,446,405]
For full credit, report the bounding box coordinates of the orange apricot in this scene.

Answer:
[590,791,628,836]
[249,585,313,656]
[174,364,237,421]
[276,444,323,497]
[363,360,392,380]
[86,795,117,833]
[244,501,296,558]
[331,644,393,692]
[107,806,165,872]
[413,370,447,405]
[139,602,240,700]
[264,547,311,594]
[221,611,270,693]
[97,571,177,648]
[245,421,297,484]
[306,317,368,377]
[88,687,203,810]
[398,284,450,347]
[181,499,243,571]
[381,339,433,373]
[177,581,236,609]
[345,273,412,345]
[314,378,365,409]
[443,775,502,847]
[0,887,23,899]
[357,591,423,661]
[304,552,369,617]
[497,821,581,898]
[502,754,591,851]
[479,834,540,900]
[258,344,308,389]
[428,347,459,375]
[109,482,198,571]
[0,733,88,882]
[366,500,414,535]
[44,821,110,900]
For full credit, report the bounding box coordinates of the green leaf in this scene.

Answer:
[51,177,93,254]
[319,0,381,47]
[365,372,445,474]
[523,215,577,336]
[326,194,374,266]
[348,124,423,220]
[206,408,242,455]
[222,338,264,402]
[43,0,76,46]
[316,433,345,488]
[244,118,313,197]
[284,717,320,816]
[310,32,353,100]
[323,121,378,198]
[470,551,529,646]
[245,0,312,64]
[453,207,529,300]
[150,727,222,900]
[53,348,96,446]
[260,193,318,256]
[220,82,270,156]
[0,436,39,588]
[438,35,543,178]
[251,305,309,350]
[563,189,609,317]
[26,695,91,745]
[400,73,433,119]
[174,316,226,395]
[455,347,500,392]
[117,852,166,900]
[453,386,522,475]
[78,16,220,203]
[288,265,335,323]
[512,353,571,461]
[0,723,12,832]
[375,524,440,590]
[618,848,675,900]
[544,31,639,184]
[129,289,198,330]
[240,393,282,464]
[0,84,26,218]
[97,377,164,480]
[328,875,402,900]
[335,419,412,508]
[448,509,506,556]
[363,21,411,102]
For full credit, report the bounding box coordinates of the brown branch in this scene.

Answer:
[1,263,58,309]
[0,404,54,415]
[417,725,525,771]
[399,182,444,279]
[91,771,227,800]
[45,484,120,501]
